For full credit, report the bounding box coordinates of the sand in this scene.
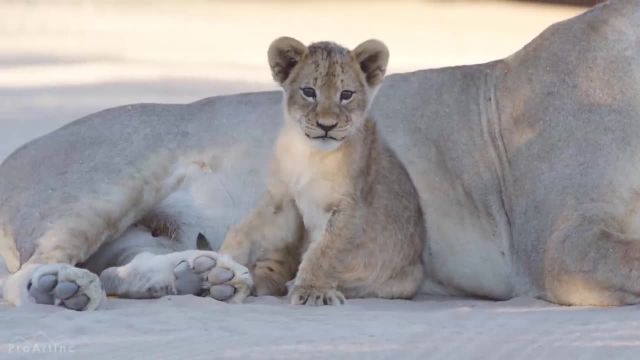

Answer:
[2,292,639,359]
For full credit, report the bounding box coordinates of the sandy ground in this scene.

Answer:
[2,294,640,359]
[5,2,639,360]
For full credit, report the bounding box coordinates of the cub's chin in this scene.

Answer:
[308,136,344,152]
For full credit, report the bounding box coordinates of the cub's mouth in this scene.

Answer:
[303,129,347,151]
[307,134,341,141]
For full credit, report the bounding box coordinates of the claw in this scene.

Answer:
[290,287,346,306]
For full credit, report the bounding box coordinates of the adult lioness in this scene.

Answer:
[220,38,425,305]
[1,2,640,310]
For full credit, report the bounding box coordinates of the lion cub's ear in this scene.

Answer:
[268,37,307,85]
[353,39,389,88]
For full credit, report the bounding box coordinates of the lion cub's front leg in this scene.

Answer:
[220,185,303,296]
[289,207,353,306]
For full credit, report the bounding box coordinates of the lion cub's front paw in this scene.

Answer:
[289,286,346,306]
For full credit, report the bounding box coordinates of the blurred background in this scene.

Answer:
[0,1,596,162]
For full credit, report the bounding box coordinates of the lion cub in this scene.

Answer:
[220,37,425,305]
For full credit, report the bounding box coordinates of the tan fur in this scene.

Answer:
[29,153,188,266]
[220,38,425,305]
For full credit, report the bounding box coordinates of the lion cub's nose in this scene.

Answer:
[316,121,337,133]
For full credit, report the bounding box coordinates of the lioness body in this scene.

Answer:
[2,2,640,309]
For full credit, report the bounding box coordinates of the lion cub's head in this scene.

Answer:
[268,37,389,151]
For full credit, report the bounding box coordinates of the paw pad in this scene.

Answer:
[193,256,216,273]
[207,268,234,284]
[28,265,104,311]
[209,284,235,300]
[172,255,239,301]
[173,261,204,295]
[54,282,79,300]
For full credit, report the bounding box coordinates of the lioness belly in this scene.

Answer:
[421,196,514,300]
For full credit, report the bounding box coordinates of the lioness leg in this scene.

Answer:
[543,217,640,306]
[220,192,303,296]
[78,226,251,302]
[99,250,253,303]
[2,159,191,310]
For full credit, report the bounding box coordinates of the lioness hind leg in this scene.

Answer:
[99,250,253,303]
[543,220,640,306]
[2,157,195,310]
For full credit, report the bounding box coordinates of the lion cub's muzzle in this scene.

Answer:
[304,120,349,142]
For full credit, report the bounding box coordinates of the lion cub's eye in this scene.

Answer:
[300,87,317,100]
[340,90,355,102]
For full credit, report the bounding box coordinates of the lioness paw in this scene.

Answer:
[172,252,253,303]
[28,264,105,311]
[289,286,345,306]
